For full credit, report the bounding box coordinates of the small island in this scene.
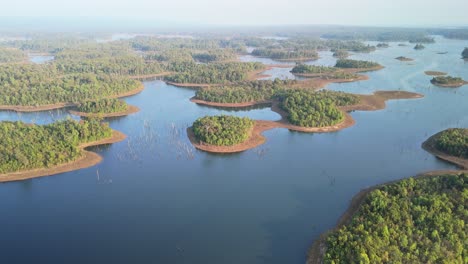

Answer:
[376,43,389,48]
[69,98,139,117]
[188,115,264,153]
[334,59,382,70]
[308,172,467,264]
[0,118,126,182]
[422,128,468,169]
[462,47,468,59]
[332,50,349,59]
[395,56,414,61]
[424,71,447,76]
[414,44,425,50]
[430,76,468,88]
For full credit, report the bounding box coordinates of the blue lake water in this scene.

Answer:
[1,36,467,264]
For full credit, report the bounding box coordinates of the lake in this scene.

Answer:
[1,36,467,264]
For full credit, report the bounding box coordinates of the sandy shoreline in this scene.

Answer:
[306,169,467,264]
[0,83,145,112]
[188,91,422,153]
[424,71,447,76]
[68,104,140,118]
[0,130,127,183]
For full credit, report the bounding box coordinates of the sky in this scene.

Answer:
[2,0,468,27]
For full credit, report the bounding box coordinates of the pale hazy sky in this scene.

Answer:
[3,0,468,26]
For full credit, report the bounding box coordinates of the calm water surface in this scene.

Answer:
[1,36,467,264]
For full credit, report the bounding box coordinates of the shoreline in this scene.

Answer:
[188,91,423,153]
[0,130,127,183]
[424,71,447,76]
[0,82,145,112]
[306,169,467,264]
[68,104,140,118]
[421,132,468,169]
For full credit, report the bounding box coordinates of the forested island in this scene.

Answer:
[430,76,467,87]
[376,43,389,48]
[462,48,468,59]
[332,50,349,58]
[0,118,125,182]
[395,56,413,61]
[308,172,467,264]
[414,44,425,50]
[276,90,359,127]
[422,128,468,169]
[334,59,381,70]
[192,115,254,146]
[70,98,139,117]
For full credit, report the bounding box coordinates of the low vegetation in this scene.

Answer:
[77,98,128,114]
[192,115,254,146]
[0,118,112,174]
[322,173,467,264]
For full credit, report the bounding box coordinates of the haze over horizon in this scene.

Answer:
[2,0,468,28]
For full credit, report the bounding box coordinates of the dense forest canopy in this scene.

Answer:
[192,115,254,146]
[323,173,467,264]
[291,64,337,74]
[77,98,128,114]
[0,118,112,174]
[276,90,359,127]
[165,62,264,84]
[0,63,140,106]
[433,128,468,158]
[251,48,319,60]
[0,47,26,63]
[195,79,297,104]
[335,59,380,69]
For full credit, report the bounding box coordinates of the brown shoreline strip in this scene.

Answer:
[0,130,126,183]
